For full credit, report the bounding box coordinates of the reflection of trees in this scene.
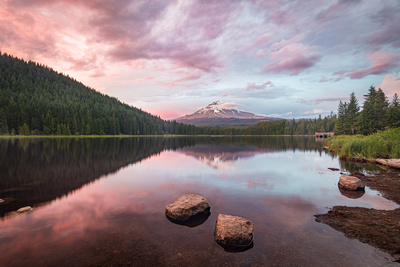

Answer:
[0,137,197,217]
[179,136,332,169]
[338,159,387,175]
[0,136,331,217]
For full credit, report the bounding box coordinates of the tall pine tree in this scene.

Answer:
[347,92,360,135]
[359,86,377,135]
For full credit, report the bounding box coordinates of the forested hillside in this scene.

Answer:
[0,52,197,135]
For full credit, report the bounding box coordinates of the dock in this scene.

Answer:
[315,132,334,138]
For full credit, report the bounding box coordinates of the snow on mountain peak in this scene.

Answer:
[175,101,281,126]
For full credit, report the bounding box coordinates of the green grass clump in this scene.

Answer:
[326,127,400,159]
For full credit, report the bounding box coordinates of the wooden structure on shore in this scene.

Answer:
[315,132,334,138]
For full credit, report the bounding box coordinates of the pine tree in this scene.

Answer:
[387,93,400,128]
[334,101,346,134]
[19,123,30,135]
[0,108,9,135]
[374,88,389,131]
[347,92,360,135]
[359,86,377,135]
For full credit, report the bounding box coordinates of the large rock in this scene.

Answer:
[165,194,210,221]
[376,159,400,169]
[16,206,32,213]
[214,214,254,249]
[338,175,365,191]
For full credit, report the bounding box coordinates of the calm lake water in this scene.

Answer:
[0,136,398,266]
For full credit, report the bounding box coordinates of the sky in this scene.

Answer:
[0,0,399,120]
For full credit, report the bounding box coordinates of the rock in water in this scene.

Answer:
[214,214,254,249]
[376,159,400,169]
[165,194,210,221]
[338,175,365,191]
[16,206,32,213]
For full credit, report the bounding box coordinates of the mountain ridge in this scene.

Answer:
[176,101,281,127]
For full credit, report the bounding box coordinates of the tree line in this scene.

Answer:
[244,113,337,135]
[0,52,199,136]
[334,86,400,135]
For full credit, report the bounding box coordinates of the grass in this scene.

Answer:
[326,127,400,159]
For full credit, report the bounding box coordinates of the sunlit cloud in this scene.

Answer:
[333,51,400,80]
[378,72,400,98]
[0,0,399,119]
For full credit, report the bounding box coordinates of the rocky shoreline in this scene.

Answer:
[315,164,400,261]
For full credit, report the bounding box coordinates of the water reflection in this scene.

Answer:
[339,186,366,199]
[0,136,399,266]
[0,137,197,217]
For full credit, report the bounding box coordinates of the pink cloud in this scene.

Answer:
[333,51,400,80]
[185,1,238,40]
[156,71,206,89]
[363,4,400,49]
[262,41,322,75]
[362,25,400,49]
[316,0,361,22]
[246,81,272,91]
[1,0,224,76]
[378,72,400,97]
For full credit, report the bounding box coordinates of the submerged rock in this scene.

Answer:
[338,175,365,191]
[16,206,32,213]
[165,194,210,221]
[214,214,254,250]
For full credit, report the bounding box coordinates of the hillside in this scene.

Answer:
[0,52,197,135]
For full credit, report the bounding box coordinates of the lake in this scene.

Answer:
[0,136,398,266]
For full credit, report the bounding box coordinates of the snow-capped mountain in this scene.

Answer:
[175,101,281,127]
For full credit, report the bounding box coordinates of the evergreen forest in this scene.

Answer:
[334,87,400,135]
[0,52,198,135]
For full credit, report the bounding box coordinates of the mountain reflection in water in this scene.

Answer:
[0,136,399,266]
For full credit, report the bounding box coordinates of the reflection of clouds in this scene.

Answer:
[247,180,274,191]
[313,157,324,163]
[262,196,318,229]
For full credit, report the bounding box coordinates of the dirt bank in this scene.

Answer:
[315,166,400,261]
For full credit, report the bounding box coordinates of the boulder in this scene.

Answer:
[214,214,254,249]
[338,175,365,191]
[165,194,210,221]
[16,206,32,213]
[376,159,400,169]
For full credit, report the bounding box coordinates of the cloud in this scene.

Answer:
[246,81,272,91]
[378,72,400,97]
[298,97,346,104]
[316,0,361,22]
[1,0,225,76]
[266,112,293,118]
[260,37,322,75]
[333,51,400,80]
[363,4,400,49]
[303,109,325,115]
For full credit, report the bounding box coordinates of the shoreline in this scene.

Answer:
[315,164,400,261]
